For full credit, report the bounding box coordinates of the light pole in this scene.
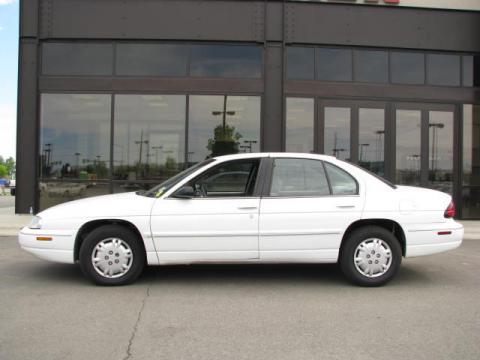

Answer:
[134,130,149,166]
[152,146,163,164]
[375,130,385,162]
[243,140,257,153]
[359,143,370,162]
[212,96,236,136]
[74,152,81,170]
[429,123,444,174]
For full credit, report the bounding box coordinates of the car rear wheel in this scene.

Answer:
[79,225,145,286]
[340,226,402,287]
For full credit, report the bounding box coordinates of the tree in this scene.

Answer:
[0,165,7,178]
[206,124,243,158]
[0,157,15,177]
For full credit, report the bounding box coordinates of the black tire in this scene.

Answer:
[79,224,146,286]
[339,226,402,287]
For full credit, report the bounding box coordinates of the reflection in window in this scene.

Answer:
[40,94,111,180]
[42,43,114,76]
[39,182,110,211]
[463,105,480,186]
[359,108,385,176]
[324,107,350,161]
[188,96,261,164]
[270,158,330,197]
[114,95,186,182]
[286,47,315,80]
[286,98,314,153]
[463,56,473,87]
[116,44,188,76]
[190,45,262,78]
[354,50,388,83]
[427,54,460,86]
[391,52,425,85]
[316,48,352,82]
[462,105,480,218]
[428,111,453,193]
[396,109,421,185]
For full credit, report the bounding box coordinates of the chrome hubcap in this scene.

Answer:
[354,238,392,278]
[91,238,133,278]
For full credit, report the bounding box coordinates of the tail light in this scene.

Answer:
[444,201,456,218]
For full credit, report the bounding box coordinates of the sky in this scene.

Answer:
[0,0,18,160]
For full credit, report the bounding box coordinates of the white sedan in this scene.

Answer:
[19,153,463,286]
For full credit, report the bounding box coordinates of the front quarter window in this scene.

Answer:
[324,162,358,195]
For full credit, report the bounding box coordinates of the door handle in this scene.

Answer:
[238,206,258,210]
[337,205,355,209]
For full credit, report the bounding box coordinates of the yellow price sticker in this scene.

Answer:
[155,187,166,198]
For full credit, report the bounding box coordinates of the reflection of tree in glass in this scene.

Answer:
[207,124,243,158]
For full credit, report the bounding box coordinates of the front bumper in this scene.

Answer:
[19,227,76,264]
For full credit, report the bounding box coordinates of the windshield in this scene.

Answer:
[140,159,215,198]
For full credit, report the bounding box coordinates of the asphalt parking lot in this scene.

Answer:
[1,236,479,360]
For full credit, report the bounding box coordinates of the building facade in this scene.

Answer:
[17,0,480,217]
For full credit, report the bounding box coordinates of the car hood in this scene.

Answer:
[38,192,156,219]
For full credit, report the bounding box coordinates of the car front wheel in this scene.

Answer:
[79,224,145,286]
[340,226,402,287]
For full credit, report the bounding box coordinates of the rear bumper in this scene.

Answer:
[405,222,463,258]
[19,227,75,264]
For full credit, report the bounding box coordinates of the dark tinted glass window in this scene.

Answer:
[190,160,259,197]
[463,56,473,87]
[286,47,314,80]
[114,95,186,182]
[354,50,388,83]
[285,98,314,153]
[42,43,114,76]
[427,54,461,86]
[40,94,111,180]
[390,52,425,85]
[39,182,110,211]
[116,44,188,76]
[190,45,262,78]
[188,96,261,164]
[324,162,358,195]
[316,48,352,82]
[270,158,330,197]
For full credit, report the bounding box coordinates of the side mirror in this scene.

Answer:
[172,185,195,199]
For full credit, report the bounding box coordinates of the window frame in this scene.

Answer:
[171,158,265,199]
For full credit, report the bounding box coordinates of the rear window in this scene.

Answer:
[324,162,359,195]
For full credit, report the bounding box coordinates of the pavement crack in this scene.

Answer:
[123,283,151,360]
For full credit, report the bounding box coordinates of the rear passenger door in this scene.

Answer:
[259,157,364,262]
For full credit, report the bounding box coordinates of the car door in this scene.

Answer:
[150,158,262,263]
[259,157,364,262]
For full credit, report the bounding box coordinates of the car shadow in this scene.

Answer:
[20,261,438,288]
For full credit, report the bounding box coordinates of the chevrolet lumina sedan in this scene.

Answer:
[19,153,463,286]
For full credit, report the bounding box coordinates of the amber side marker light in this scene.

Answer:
[36,237,52,241]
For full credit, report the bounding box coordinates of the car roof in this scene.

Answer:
[213,152,338,162]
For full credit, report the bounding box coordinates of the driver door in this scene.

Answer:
[150,158,261,263]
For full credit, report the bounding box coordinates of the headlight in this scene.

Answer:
[28,216,42,229]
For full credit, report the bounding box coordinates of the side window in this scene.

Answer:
[190,159,259,197]
[270,158,330,197]
[324,162,358,195]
